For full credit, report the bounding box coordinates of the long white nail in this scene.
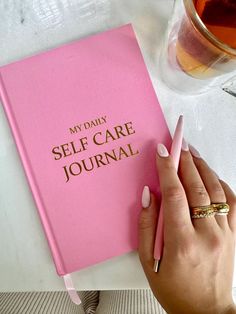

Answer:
[142,186,151,208]
[189,145,201,158]
[157,143,169,157]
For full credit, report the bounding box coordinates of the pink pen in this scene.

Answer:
[153,115,184,272]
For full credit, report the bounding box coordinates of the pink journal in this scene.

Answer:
[0,24,171,300]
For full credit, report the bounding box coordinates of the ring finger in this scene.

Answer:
[179,143,215,230]
[190,146,227,229]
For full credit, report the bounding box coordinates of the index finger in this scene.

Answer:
[156,144,193,237]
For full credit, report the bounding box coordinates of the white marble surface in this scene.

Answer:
[0,0,236,292]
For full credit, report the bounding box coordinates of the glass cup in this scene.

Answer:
[159,0,236,95]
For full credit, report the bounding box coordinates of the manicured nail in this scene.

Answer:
[189,145,201,158]
[182,138,189,151]
[157,143,169,157]
[142,186,151,208]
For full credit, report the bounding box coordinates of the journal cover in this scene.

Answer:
[0,24,171,276]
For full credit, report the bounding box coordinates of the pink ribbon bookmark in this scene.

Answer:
[63,274,82,305]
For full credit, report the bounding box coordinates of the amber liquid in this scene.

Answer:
[194,0,236,49]
[175,0,236,79]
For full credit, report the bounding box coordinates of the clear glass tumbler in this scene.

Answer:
[159,0,236,95]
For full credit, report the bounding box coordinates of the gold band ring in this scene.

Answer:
[191,205,215,219]
[212,203,230,216]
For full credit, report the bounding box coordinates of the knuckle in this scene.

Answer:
[211,183,225,200]
[189,183,209,201]
[163,186,185,202]
[209,233,224,254]
[180,151,190,163]
[163,158,176,171]
[138,212,153,231]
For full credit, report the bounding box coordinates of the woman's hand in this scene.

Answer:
[138,142,236,314]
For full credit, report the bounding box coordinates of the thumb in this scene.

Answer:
[138,186,158,270]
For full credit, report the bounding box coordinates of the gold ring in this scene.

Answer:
[212,203,230,216]
[190,205,215,219]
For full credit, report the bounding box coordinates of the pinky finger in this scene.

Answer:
[220,180,236,233]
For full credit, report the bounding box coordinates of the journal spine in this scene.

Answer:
[0,72,65,276]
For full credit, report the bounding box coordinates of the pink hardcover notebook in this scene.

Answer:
[0,24,171,292]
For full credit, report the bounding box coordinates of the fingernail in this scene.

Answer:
[142,186,151,208]
[189,145,201,158]
[157,143,169,157]
[182,138,189,151]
